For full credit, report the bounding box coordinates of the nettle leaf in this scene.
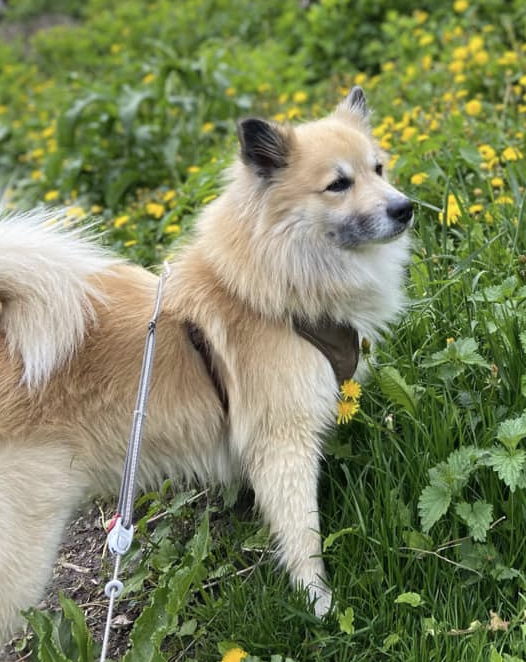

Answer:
[428,446,483,494]
[378,366,420,416]
[486,447,526,492]
[455,501,493,542]
[418,483,452,533]
[496,413,526,451]
[453,337,491,367]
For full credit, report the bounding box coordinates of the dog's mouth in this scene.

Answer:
[331,211,414,249]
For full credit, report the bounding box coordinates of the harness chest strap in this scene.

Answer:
[186,318,360,412]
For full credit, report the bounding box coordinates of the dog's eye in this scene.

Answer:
[375,163,383,177]
[326,177,352,193]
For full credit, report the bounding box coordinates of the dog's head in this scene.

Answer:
[237,86,413,250]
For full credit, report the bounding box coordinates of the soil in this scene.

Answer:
[0,503,136,662]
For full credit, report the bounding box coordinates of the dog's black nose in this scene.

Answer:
[387,199,413,225]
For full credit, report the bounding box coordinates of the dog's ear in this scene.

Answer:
[237,118,291,178]
[337,86,369,122]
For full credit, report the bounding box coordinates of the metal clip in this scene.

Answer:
[107,515,134,556]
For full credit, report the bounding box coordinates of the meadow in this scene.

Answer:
[0,0,526,660]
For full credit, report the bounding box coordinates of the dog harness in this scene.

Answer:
[186,318,359,414]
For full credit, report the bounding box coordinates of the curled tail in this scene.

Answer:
[0,207,121,387]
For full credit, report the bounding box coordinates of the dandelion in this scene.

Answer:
[225,87,236,97]
[421,55,432,71]
[31,170,43,180]
[501,146,522,161]
[495,195,514,205]
[491,177,504,188]
[465,99,482,116]
[401,126,417,142]
[411,172,429,185]
[110,43,122,54]
[187,165,200,174]
[293,90,307,104]
[469,203,483,214]
[164,224,181,234]
[91,204,103,213]
[478,144,496,161]
[202,194,217,204]
[145,202,165,219]
[340,379,362,401]
[418,33,433,47]
[414,9,428,24]
[41,125,55,139]
[287,107,301,119]
[453,0,469,12]
[221,648,248,662]
[114,215,129,228]
[44,190,60,202]
[446,337,455,345]
[202,122,215,134]
[66,206,86,219]
[124,239,137,247]
[142,72,156,84]
[382,62,395,73]
[439,194,462,226]
[0,105,7,114]
[354,73,367,85]
[337,400,359,425]
[163,190,176,203]
[498,51,518,66]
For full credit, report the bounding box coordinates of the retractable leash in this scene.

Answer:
[99,262,170,662]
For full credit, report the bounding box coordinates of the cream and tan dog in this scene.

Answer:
[0,87,413,643]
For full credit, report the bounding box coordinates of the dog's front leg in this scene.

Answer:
[245,432,332,617]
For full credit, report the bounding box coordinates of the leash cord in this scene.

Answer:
[99,262,170,662]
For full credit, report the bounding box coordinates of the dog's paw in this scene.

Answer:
[308,582,333,618]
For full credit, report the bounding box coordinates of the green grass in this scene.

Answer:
[1,0,526,660]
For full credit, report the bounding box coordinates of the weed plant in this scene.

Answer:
[1,0,526,660]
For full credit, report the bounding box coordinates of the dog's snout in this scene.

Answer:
[387,198,413,225]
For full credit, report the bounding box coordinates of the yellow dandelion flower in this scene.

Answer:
[465,99,482,116]
[272,112,286,123]
[293,91,307,104]
[202,194,217,204]
[164,224,181,234]
[448,60,464,75]
[453,0,469,12]
[202,122,215,134]
[468,35,484,53]
[469,203,483,214]
[401,126,417,142]
[418,33,433,47]
[414,9,428,24]
[497,51,518,66]
[502,146,522,161]
[411,172,429,185]
[520,74,526,87]
[66,206,85,219]
[44,190,60,202]
[31,170,43,180]
[30,147,45,160]
[41,125,55,139]
[337,400,359,425]
[142,72,156,84]
[187,165,200,174]
[146,202,165,219]
[0,104,7,114]
[257,82,271,93]
[354,72,367,85]
[340,379,362,401]
[478,144,496,161]
[491,177,504,188]
[287,107,301,119]
[124,239,137,247]
[91,204,103,213]
[114,215,129,228]
[495,195,514,205]
[439,194,462,226]
[163,190,176,203]
[453,46,469,61]
[421,55,432,71]
[110,43,122,54]
[446,337,455,345]
[382,62,395,73]
[474,51,490,66]
[388,154,399,169]
[225,87,236,97]
[221,648,248,662]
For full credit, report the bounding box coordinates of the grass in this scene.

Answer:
[1,0,526,660]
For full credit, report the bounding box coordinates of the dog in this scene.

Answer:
[0,86,413,643]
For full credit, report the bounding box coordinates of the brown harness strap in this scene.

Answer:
[293,318,360,386]
[185,322,229,414]
[185,318,359,417]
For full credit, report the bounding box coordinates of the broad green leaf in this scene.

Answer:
[378,366,420,416]
[455,501,493,541]
[57,93,109,148]
[402,530,433,551]
[323,527,355,552]
[118,86,155,136]
[59,595,95,662]
[496,414,526,451]
[23,608,72,662]
[490,647,503,662]
[395,592,423,607]
[418,483,452,532]
[338,607,355,634]
[105,170,142,209]
[382,633,401,652]
[486,447,526,491]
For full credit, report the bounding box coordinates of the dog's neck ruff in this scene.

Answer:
[292,317,360,385]
[185,318,359,417]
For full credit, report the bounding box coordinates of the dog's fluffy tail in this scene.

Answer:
[0,207,120,387]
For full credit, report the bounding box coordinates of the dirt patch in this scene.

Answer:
[1,503,136,661]
[0,12,78,45]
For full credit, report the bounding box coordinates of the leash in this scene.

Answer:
[99,262,170,662]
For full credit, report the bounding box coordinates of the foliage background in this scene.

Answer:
[1,0,526,660]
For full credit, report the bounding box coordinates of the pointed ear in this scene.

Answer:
[237,118,291,178]
[337,86,369,121]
